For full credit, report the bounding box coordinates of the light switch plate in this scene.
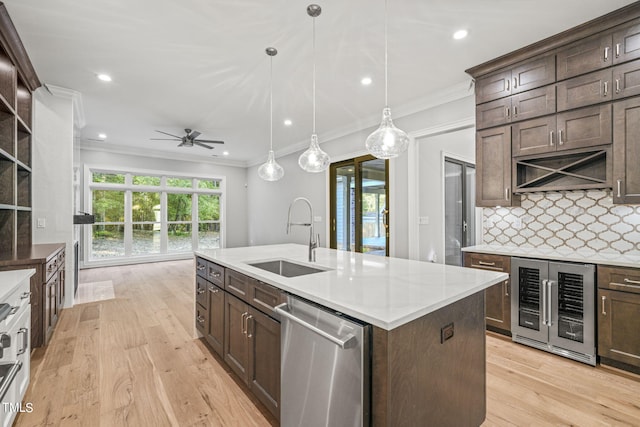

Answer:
[37,218,46,228]
[418,216,429,225]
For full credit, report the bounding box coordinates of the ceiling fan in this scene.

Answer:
[151,128,224,149]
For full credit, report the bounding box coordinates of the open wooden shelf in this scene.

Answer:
[16,78,31,129]
[514,147,611,193]
[0,110,14,156]
[0,158,13,205]
[16,168,30,207]
[0,209,14,255]
[0,49,14,111]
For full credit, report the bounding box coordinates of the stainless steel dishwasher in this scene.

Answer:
[275,295,370,427]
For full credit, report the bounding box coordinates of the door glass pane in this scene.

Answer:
[167,193,192,221]
[518,267,541,331]
[198,222,220,249]
[335,165,355,252]
[91,224,124,258]
[168,223,192,251]
[92,190,124,222]
[132,223,161,255]
[465,165,476,248]
[360,158,386,256]
[556,272,584,343]
[444,161,463,266]
[198,194,220,221]
[132,192,160,222]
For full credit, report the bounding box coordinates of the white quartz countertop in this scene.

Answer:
[463,245,640,269]
[195,244,507,330]
[0,269,35,301]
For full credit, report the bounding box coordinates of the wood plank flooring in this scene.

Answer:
[14,259,640,426]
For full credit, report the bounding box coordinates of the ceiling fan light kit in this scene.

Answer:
[298,4,330,174]
[258,47,285,182]
[365,0,409,159]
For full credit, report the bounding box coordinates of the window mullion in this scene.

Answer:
[124,190,133,256]
[161,191,168,253]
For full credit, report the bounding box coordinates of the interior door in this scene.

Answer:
[330,155,389,256]
[444,158,475,266]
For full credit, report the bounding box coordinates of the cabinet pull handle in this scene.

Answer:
[604,46,609,62]
[513,105,518,117]
[197,264,205,271]
[208,286,219,293]
[246,315,254,338]
[477,261,496,266]
[210,271,221,278]
[505,107,510,118]
[197,315,205,324]
[197,288,205,295]
[617,179,622,198]
[601,295,607,315]
[505,187,510,201]
[615,43,620,58]
[506,79,510,91]
[20,291,31,299]
[549,131,554,146]
[504,280,509,297]
[603,81,608,96]
[615,79,620,94]
[513,77,518,89]
[558,129,564,145]
[17,328,28,355]
[241,312,248,334]
[624,278,640,286]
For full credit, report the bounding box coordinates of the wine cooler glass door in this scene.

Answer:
[511,258,548,343]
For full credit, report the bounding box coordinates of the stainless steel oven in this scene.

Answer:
[511,258,596,365]
[0,274,31,427]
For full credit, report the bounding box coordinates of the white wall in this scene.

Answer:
[247,93,476,261]
[78,150,249,249]
[32,88,75,306]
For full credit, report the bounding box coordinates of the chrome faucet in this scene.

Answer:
[286,197,319,262]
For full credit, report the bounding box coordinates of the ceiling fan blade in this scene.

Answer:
[194,139,225,144]
[194,141,214,149]
[155,130,183,138]
[150,138,179,140]
[189,130,201,140]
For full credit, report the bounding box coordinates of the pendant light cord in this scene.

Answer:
[384,0,388,107]
[312,15,317,134]
[269,55,273,151]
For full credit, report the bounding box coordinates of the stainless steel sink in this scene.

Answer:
[248,259,329,278]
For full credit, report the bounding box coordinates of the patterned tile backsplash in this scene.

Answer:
[482,190,640,256]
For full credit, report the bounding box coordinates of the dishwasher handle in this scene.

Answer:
[274,303,356,349]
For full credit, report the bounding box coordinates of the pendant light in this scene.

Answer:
[365,0,409,159]
[298,4,330,173]
[258,47,285,181]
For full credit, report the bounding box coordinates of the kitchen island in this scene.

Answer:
[195,244,507,426]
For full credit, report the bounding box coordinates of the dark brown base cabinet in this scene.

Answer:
[0,243,65,348]
[463,252,511,335]
[195,257,282,420]
[598,265,640,373]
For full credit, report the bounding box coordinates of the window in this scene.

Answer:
[86,168,224,263]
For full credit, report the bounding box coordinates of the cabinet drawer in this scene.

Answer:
[557,32,612,80]
[598,265,640,294]
[225,269,250,302]
[556,104,612,151]
[207,262,225,287]
[196,276,208,308]
[248,280,286,316]
[557,69,611,112]
[57,249,65,268]
[511,85,556,123]
[512,116,556,157]
[196,304,208,335]
[196,257,208,279]
[476,97,511,130]
[45,256,58,281]
[613,59,640,99]
[463,252,510,272]
[613,21,640,64]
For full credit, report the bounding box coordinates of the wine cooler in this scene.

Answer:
[511,258,596,365]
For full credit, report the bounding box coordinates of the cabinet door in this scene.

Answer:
[195,303,207,336]
[612,59,640,99]
[512,55,556,94]
[476,126,514,207]
[598,289,640,369]
[512,115,557,157]
[556,104,612,152]
[224,293,249,383]
[511,85,556,123]
[556,69,611,111]
[476,97,511,130]
[206,283,224,357]
[476,69,512,104]
[613,22,640,64]
[195,276,208,308]
[248,307,280,419]
[557,32,612,80]
[57,267,65,311]
[613,97,640,204]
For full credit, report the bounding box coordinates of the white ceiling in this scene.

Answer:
[4,0,636,166]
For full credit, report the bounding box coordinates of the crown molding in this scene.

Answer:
[45,84,86,129]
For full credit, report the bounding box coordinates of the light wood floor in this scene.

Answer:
[15,260,640,426]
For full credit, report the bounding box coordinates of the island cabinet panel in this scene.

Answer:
[371,291,486,427]
[247,306,280,419]
[613,96,640,204]
[205,282,224,357]
[598,265,640,372]
[464,252,511,335]
[224,293,250,383]
[225,269,251,302]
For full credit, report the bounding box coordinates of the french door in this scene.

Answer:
[329,155,389,256]
[444,157,476,266]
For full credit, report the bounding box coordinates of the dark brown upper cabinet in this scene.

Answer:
[513,104,612,157]
[476,126,517,207]
[557,32,612,81]
[612,58,640,99]
[475,56,555,104]
[476,86,556,130]
[557,69,612,111]
[613,22,640,64]
[613,97,640,204]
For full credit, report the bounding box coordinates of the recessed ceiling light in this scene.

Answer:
[98,133,107,139]
[361,76,372,86]
[453,29,468,40]
[284,119,292,126]
[97,73,112,82]
[222,151,229,156]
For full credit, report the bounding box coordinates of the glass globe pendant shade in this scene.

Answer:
[365,106,410,159]
[298,133,330,173]
[258,150,285,181]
